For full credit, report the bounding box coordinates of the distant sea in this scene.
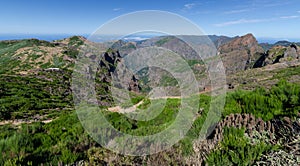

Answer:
[0,34,88,41]
[0,34,299,44]
[257,38,300,44]
[0,34,156,42]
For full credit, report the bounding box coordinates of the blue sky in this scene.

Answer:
[1,0,300,40]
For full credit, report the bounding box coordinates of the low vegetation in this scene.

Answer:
[0,36,299,165]
[0,80,298,165]
[0,113,95,165]
[0,72,73,121]
[206,127,277,165]
[224,80,300,121]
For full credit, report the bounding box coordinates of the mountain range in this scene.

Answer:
[0,33,299,165]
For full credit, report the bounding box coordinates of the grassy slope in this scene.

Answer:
[0,80,299,164]
[0,37,83,74]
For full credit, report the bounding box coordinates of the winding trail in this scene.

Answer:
[106,88,215,114]
[0,91,212,125]
[0,118,54,126]
[108,95,184,113]
[108,99,145,113]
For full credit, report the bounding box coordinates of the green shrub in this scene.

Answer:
[0,112,93,165]
[206,127,276,165]
[224,80,300,121]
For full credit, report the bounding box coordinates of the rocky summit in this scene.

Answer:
[219,33,264,74]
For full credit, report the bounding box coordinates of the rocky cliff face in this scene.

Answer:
[96,50,141,106]
[254,44,300,68]
[219,33,264,74]
[188,113,300,165]
[110,33,300,93]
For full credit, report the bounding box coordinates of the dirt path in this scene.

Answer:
[108,99,145,113]
[0,118,54,126]
[148,96,182,100]
[107,95,185,113]
[106,89,213,114]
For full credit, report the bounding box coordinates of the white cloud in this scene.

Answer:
[280,15,299,19]
[113,8,122,11]
[183,3,196,10]
[297,10,300,13]
[123,37,149,41]
[262,0,292,7]
[215,14,300,27]
[214,18,271,27]
[224,9,250,14]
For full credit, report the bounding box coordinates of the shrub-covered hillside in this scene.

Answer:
[0,36,299,165]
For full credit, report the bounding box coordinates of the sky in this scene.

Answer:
[1,0,300,41]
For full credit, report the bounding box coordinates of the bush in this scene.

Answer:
[0,112,94,165]
[206,127,276,165]
[224,80,300,121]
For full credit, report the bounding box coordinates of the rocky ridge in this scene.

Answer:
[219,33,265,74]
[188,113,300,165]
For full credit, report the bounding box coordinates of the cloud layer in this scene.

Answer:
[215,15,300,27]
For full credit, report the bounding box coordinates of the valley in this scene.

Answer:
[0,33,299,165]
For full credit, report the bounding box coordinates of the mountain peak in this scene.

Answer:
[238,33,257,47]
[219,33,260,53]
[219,33,264,74]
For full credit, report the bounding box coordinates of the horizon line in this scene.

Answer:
[0,33,300,43]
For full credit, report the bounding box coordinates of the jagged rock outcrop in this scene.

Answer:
[254,44,300,68]
[209,114,275,143]
[188,114,272,164]
[111,40,137,57]
[74,49,141,107]
[188,113,300,165]
[97,50,140,93]
[128,75,141,92]
[99,50,122,73]
[219,34,264,74]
